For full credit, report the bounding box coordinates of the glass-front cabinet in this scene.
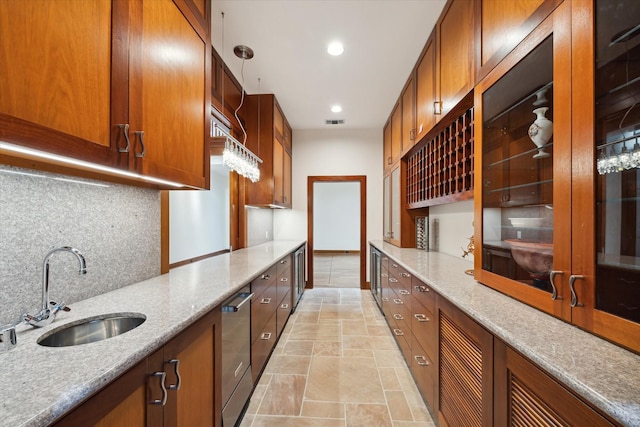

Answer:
[475,0,640,353]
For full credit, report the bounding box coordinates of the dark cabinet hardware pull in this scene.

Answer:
[569,275,585,307]
[134,131,145,158]
[166,359,181,390]
[117,124,130,153]
[549,270,563,300]
[149,371,167,406]
[414,355,429,366]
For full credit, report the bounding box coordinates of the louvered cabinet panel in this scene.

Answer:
[437,298,493,427]
[494,340,616,427]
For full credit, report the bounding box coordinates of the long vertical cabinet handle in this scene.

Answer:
[149,371,168,406]
[549,270,563,300]
[166,359,181,390]
[569,275,585,307]
[117,124,130,153]
[134,131,146,158]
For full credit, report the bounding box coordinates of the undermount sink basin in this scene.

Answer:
[37,313,146,347]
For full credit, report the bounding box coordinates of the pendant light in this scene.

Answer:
[215,12,262,182]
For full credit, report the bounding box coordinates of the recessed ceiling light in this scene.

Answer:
[331,105,342,113]
[327,41,344,56]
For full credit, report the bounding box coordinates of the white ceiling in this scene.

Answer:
[210,0,447,130]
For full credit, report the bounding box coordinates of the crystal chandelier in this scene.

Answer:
[597,136,640,175]
[214,124,261,182]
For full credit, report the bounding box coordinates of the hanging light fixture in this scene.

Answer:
[218,13,262,182]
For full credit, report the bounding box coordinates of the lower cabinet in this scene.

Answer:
[374,247,619,427]
[54,309,220,427]
[494,340,615,427]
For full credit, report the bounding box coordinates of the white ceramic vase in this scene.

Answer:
[528,107,552,159]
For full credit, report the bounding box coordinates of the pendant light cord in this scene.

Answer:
[235,59,248,145]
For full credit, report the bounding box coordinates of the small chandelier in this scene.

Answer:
[597,137,640,175]
[214,124,261,182]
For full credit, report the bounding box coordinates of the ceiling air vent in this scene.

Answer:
[325,119,345,125]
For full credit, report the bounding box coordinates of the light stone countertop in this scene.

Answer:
[370,240,640,427]
[0,240,305,427]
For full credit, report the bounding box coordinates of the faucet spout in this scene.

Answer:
[24,246,87,328]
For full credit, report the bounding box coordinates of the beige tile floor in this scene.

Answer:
[239,287,436,426]
[313,252,361,288]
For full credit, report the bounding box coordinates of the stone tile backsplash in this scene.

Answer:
[0,165,160,325]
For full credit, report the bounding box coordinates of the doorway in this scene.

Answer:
[307,176,367,289]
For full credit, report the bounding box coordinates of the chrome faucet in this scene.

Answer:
[22,246,87,328]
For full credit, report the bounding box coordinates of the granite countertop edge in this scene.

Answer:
[0,240,305,427]
[370,240,640,427]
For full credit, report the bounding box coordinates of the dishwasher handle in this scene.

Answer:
[222,292,254,312]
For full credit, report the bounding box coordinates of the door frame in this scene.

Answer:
[307,175,367,289]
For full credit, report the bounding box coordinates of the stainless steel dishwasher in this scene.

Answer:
[221,287,254,427]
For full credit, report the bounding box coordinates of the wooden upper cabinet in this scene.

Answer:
[391,103,402,164]
[128,0,210,189]
[0,0,115,164]
[243,94,292,208]
[477,0,559,81]
[383,119,392,169]
[437,0,475,120]
[401,75,416,153]
[0,0,211,189]
[415,34,437,143]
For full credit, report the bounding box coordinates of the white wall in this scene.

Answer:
[169,160,230,263]
[313,181,360,251]
[429,199,475,263]
[273,128,383,280]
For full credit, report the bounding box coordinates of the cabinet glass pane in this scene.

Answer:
[391,167,401,241]
[595,1,640,323]
[384,175,391,239]
[482,36,554,292]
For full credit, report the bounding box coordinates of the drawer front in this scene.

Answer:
[410,338,436,409]
[411,297,437,360]
[276,289,292,338]
[251,284,278,339]
[412,277,435,314]
[392,324,412,361]
[277,254,292,278]
[251,264,277,300]
[252,311,277,381]
[276,274,291,306]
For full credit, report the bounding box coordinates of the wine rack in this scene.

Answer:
[407,105,474,208]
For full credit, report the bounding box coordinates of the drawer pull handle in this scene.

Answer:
[414,285,430,293]
[280,303,289,309]
[261,332,272,340]
[393,299,403,305]
[549,270,563,300]
[165,359,181,390]
[569,275,585,307]
[149,371,167,406]
[414,355,430,366]
[399,289,410,295]
[134,130,145,158]
[280,278,288,282]
[389,278,398,283]
[400,272,411,278]
[391,263,399,268]
[280,259,288,264]
[261,274,271,280]
[382,297,389,302]
[414,313,430,322]
[393,314,403,320]
[393,329,404,336]
[117,124,130,152]
[261,298,271,304]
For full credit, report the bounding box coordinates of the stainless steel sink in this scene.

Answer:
[37,313,146,347]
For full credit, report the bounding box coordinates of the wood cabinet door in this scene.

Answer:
[129,0,210,189]
[383,119,392,169]
[415,35,437,142]
[162,309,218,427]
[0,0,120,166]
[401,75,416,152]
[437,297,493,427]
[283,149,292,207]
[53,349,167,427]
[273,138,285,205]
[391,103,402,164]
[437,0,475,119]
[494,340,615,427]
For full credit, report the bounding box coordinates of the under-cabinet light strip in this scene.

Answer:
[0,142,184,188]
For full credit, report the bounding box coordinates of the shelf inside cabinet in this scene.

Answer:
[487,143,554,168]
